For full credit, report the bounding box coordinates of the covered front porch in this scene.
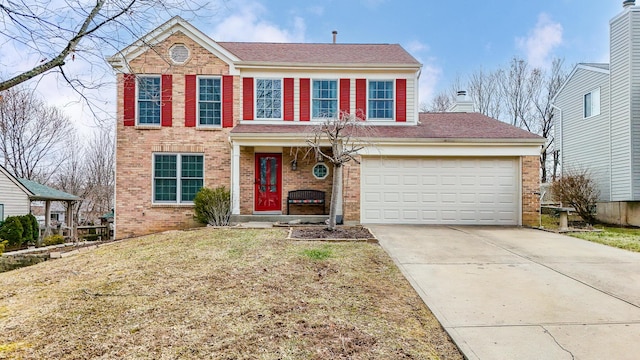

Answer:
[229,125,352,219]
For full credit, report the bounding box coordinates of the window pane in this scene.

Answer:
[255,79,282,119]
[199,78,221,125]
[584,93,592,117]
[368,80,394,119]
[155,179,177,201]
[181,179,203,202]
[138,77,161,125]
[154,155,177,178]
[312,80,337,118]
[181,155,203,178]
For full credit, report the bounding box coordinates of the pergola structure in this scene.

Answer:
[18,179,81,240]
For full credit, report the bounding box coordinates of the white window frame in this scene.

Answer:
[254,78,283,120]
[311,79,339,120]
[312,163,329,180]
[367,79,395,121]
[137,75,162,126]
[152,153,204,205]
[584,87,601,118]
[197,76,222,128]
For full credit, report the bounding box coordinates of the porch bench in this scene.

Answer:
[287,190,326,215]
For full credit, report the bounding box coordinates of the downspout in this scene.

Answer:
[550,104,563,177]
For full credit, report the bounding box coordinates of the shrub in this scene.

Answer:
[0,240,6,255]
[28,214,39,242]
[43,234,65,246]
[0,216,24,247]
[18,215,33,244]
[194,186,231,226]
[550,170,600,224]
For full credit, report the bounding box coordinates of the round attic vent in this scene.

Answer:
[169,44,189,64]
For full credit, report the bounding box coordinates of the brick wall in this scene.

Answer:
[342,157,361,222]
[237,147,334,215]
[521,155,541,226]
[115,33,240,239]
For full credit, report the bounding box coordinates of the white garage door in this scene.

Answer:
[361,157,520,225]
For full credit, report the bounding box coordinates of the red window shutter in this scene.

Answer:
[184,75,196,127]
[340,78,350,114]
[283,78,294,121]
[243,77,254,120]
[161,74,172,127]
[396,79,407,122]
[355,78,366,120]
[123,74,135,126]
[222,75,234,128]
[299,78,310,121]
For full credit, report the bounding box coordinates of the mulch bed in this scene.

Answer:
[290,226,375,240]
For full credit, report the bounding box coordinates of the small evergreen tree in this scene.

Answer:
[0,216,24,247]
[19,215,33,244]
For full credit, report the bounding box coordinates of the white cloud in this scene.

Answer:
[517,13,563,68]
[406,40,430,54]
[209,1,306,42]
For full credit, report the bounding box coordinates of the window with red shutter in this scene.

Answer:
[355,78,366,120]
[396,78,407,122]
[222,75,234,128]
[161,74,172,127]
[340,78,350,114]
[283,78,294,121]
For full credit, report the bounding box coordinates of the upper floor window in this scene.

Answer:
[584,88,600,118]
[312,80,337,118]
[138,76,161,125]
[153,154,203,203]
[369,80,394,119]
[199,77,221,126]
[256,79,282,119]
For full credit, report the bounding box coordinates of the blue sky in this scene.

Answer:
[0,0,626,135]
[190,0,622,103]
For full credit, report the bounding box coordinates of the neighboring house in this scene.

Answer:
[553,1,640,225]
[108,17,544,239]
[0,165,31,221]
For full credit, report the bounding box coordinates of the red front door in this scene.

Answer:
[255,153,282,212]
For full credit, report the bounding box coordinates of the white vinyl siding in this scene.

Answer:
[610,12,633,201]
[0,173,30,219]
[240,71,419,124]
[554,68,611,201]
[361,157,519,225]
[630,10,640,199]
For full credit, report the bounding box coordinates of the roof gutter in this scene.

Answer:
[234,62,422,71]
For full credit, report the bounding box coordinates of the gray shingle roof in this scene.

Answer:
[218,42,421,65]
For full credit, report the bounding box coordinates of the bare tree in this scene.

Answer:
[0,87,74,181]
[533,58,567,183]
[54,127,115,225]
[0,0,206,113]
[468,68,502,119]
[498,57,541,130]
[307,112,369,230]
[424,92,454,112]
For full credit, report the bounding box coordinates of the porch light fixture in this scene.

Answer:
[291,159,298,171]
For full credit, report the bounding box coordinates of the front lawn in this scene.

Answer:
[541,214,640,252]
[0,228,461,359]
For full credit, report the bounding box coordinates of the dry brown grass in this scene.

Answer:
[0,228,462,359]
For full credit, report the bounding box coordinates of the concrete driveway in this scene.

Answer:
[369,225,640,360]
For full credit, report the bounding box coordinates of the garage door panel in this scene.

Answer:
[362,157,519,225]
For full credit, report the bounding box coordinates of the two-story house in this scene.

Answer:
[108,17,544,239]
[553,0,640,226]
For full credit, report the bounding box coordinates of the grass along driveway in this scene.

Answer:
[541,214,640,252]
[0,228,461,359]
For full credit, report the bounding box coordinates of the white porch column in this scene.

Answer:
[231,143,241,215]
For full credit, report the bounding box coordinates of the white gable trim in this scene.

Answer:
[0,165,33,196]
[552,64,610,104]
[107,16,240,75]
